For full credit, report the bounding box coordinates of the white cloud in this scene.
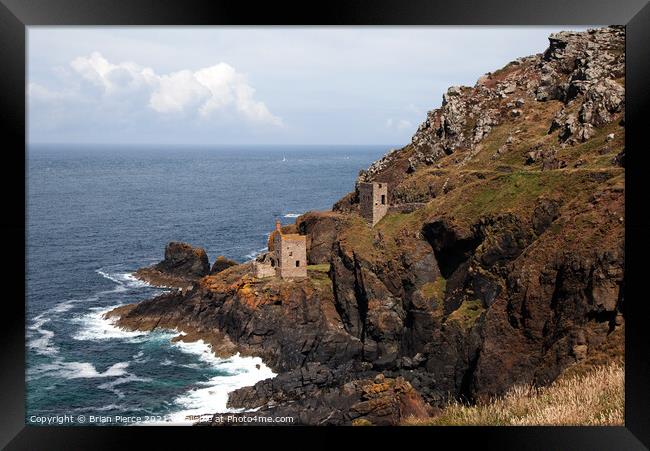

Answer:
[150,69,209,114]
[193,63,282,126]
[61,52,281,125]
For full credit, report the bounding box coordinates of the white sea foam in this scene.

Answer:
[94,270,129,294]
[95,269,123,285]
[50,300,78,314]
[28,267,150,356]
[244,247,268,261]
[131,350,151,364]
[30,360,130,380]
[28,314,58,356]
[154,340,276,425]
[98,374,153,399]
[283,213,302,218]
[95,268,153,292]
[27,300,80,356]
[32,264,273,424]
[172,339,223,366]
[71,306,149,341]
[112,271,150,289]
[92,403,126,412]
[98,268,172,292]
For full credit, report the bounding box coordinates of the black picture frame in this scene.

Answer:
[2,0,649,448]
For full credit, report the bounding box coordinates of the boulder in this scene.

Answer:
[157,242,210,278]
[210,255,238,274]
[579,79,625,127]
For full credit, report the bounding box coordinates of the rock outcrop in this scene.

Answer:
[358,26,624,189]
[296,211,346,264]
[134,241,210,288]
[210,256,238,274]
[109,26,625,425]
[226,366,431,425]
[110,262,362,371]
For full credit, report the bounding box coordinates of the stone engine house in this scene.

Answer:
[254,220,307,279]
[359,182,388,226]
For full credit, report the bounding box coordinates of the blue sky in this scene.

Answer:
[28,26,592,146]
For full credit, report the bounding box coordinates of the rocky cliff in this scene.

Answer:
[108,26,625,425]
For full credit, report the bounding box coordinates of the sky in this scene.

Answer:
[27,26,593,146]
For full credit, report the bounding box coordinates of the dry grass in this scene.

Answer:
[404,362,623,426]
[307,263,331,272]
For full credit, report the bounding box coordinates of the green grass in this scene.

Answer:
[450,171,548,222]
[377,212,411,232]
[340,211,425,261]
[339,215,378,259]
[556,120,624,169]
[376,211,422,238]
[434,168,618,227]
[473,123,515,158]
[446,299,484,329]
[305,265,334,292]
[307,263,331,272]
[421,277,447,301]
[463,98,564,170]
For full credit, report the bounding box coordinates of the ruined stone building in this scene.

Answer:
[253,220,307,279]
[359,182,388,226]
[253,252,276,278]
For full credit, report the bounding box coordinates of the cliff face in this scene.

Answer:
[108,26,624,425]
[329,25,624,400]
[110,262,361,370]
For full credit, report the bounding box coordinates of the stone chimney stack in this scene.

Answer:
[359,182,389,227]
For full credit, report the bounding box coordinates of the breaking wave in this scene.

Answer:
[164,340,275,425]
[71,305,149,341]
[95,269,150,290]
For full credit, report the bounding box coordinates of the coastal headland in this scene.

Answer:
[106,26,625,425]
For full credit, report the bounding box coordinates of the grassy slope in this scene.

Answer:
[404,361,623,426]
[338,69,624,259]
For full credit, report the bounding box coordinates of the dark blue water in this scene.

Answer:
[26,144,387,425]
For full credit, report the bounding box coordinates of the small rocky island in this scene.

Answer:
[106,26,625,425]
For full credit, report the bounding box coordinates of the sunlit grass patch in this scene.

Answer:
[404,362,623,426]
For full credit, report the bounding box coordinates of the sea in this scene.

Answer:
[26,144,389,425]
